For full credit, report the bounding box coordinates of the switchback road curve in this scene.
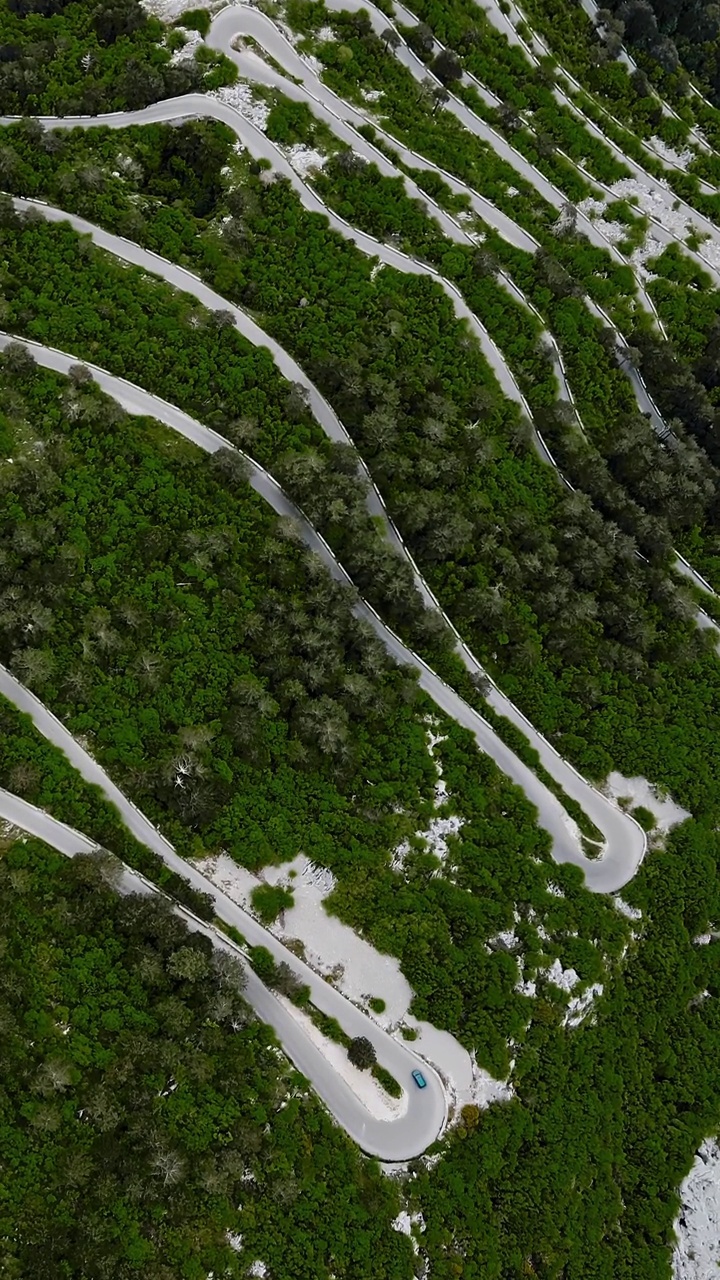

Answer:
[0,330,646,892]
[0,785,446,1160]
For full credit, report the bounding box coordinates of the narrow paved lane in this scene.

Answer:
[0,332,646,891]
[0,786,446,1159]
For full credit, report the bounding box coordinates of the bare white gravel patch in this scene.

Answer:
[302,52,325,76]
[392,1209,425,1254]
[195,851,512,1110]
[141,0,227,18]
[565,982,603,1028]
[544,957,580,993]
[392,728,465,874]
[286,144,327,177]
[140,0,191,18]
[210,83,270,131]
[648,137,695,168]
[515,976,536,997]
[491,927,520,952]
[604,772,690,834]
[673,1139,720,1280]
[170,27,204,63]
[196,851,413,1019]
[615,897,642,922]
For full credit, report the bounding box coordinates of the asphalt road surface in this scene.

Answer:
[0,785,446,1160]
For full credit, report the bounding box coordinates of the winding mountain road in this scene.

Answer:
[11,102,712,656]
[0,785,446,1160]
[9,188,715,815]
[0,330,646,891]
[209,0,720,296]
[12,0,719,1156]
[4,0,720,1169]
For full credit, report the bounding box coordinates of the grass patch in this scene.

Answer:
[372,1064,403,1098]
[251,882,295,924]
[631,805,657,832]
[174,7,211,35]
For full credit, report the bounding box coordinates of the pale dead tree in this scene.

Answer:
[12,524,40,556]
[118,601,144,629]
[212,950,247,992]
[86,1087,122,1133]
[84,607,119,652]
[177,724,215,752]
[276,515,308,545]
[21,601,55,637]
[68,363,93,387]
[8,761,40,794]
[167,947,209,982]
[416,76,436,108]
[87,849,125,891]
[77,164,104,191]
[183,528,229,559]
[211,309,235,331]
[225,416,259,448]
[286,381,311,421]
[363,406,398,452]
[11,647,55,688]
[432,85,449,114]
[64,666,92,698]
[553,201,578,236]
[30,1104,62,1133]
[209,447,252,486]
[63,1150,93,1189]
[275,1177,300,1204]
[232,673,278,719]
[136,651,163,689]
[300,696,350,757]
[198,1161,227,1196]
[151,1148,187,1187]
[35,1058,74,1097]
[209,991,235,1023]
[166,752,206,789]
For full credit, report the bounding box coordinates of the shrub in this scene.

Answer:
[174,7,211,36]
[251,882,295,924]
[348,1036,377,1070]
[632,805,657,832]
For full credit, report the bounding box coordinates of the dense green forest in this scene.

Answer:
[590,0,720,106]
[0,836,414,1278]
[3,670,720,1279]
[0,0,233,113]
[520,0,720,156]
[4,143,720,831]
[282,0,720,228]
[0,350,612,1076]
[410,817,720,1279]
[0,352,443,868]
[1,0,720,1275]
[0,693,217,917]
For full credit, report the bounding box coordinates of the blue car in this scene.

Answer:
[412,1069,427,1089]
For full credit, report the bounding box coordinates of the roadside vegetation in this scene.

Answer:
[3,141,720,826]
[0,835,411,1278]
[1,2,720,1277]
[0,0,234,114]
